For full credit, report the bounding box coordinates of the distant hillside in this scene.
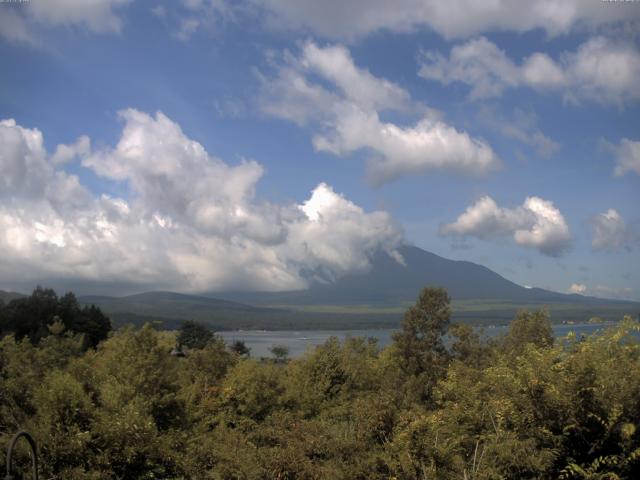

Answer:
[0,290,26,303]
[79,291,284,329]
[80,291,272,317]
[78,291,401,330]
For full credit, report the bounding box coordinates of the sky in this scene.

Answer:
[0,0,639,299]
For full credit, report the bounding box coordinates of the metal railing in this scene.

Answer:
[5,431,38,480]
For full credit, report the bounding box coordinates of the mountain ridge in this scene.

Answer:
[213,245,627,306]
[2,245,637,329]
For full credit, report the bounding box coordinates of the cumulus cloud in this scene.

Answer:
[440,195,572,256]
[590,209,636,252]
[419,36,640,106]
[568,283,586,295]
[0,111,403,293]
[567,282,635,300]
[252,0,640,40]
[259,41,499,184]
[0,0,132,43]
[610,138,640,176]
[51,135,91,166]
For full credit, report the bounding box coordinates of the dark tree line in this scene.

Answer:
[0,286,111,347]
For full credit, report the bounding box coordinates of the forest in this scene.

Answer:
[1,287,639,479]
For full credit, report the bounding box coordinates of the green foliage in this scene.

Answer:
[217,359,285,424]
[449,322,493,368]
[177,320,215,350]
[502,308,554,354]
[1,288,640,479]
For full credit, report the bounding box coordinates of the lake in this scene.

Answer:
[218,322,616,358]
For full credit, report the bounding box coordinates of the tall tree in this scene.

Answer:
[392,286,452,403]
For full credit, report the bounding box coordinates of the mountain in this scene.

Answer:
[216,245,615,306]
[211,245,639,325]
[4,246,638,329]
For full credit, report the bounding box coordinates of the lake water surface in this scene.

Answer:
[218,323,615,358]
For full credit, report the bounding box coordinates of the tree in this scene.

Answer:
[449,322,490,368]
[270,344,289,363]
[0,287,110,346]
[177,320,214,350]
[502,309,554,355]
[230,339,251,357]
[392,286,451,403]
[74,304,112,347]
[3,286,58,341]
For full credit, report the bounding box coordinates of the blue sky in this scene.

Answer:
[0,0,639,299]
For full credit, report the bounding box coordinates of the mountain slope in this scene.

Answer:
[4,247,637,330]
[217,245,614,306]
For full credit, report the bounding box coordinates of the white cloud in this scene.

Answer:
[420,37,520,99]
[0,9,37,45]
[51,135,91,165]
[0,0,132,43]
[5,0,639,45]
[300,43,409,112]
[419,36,640,106]
[567,282,635,301]
[0,119,54,200]
[611,138,640,176]
[28,0,132,33]
[253,0,640,40]
[440,195,572,256]
[477,106,560,158]
[314,109,498,185]
[259,41,499,184]
[590,209,636,252]
[0,111,403,293]
[154,0,236,41]
[568,283,586,294]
